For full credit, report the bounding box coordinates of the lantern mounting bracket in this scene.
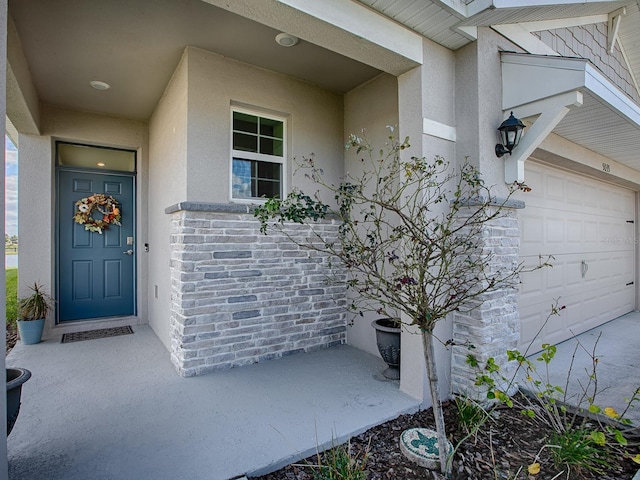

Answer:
[504,90,583,184]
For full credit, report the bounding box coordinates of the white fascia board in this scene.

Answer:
[502,54,587,110]
[277,0,423,64]
[493,0,624,7]
[432,0,472,18]
[466,0,495,18]
[455,25,478,41]
[492,24,558,56]
[502,54,640,128]
[516,14,608,32]
[584,63,640,126]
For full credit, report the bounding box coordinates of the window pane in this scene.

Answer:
[257,179,280,198]
[257,161,281,180]
[232,159,252,198]
[233,112,258,134]
[233,132,258,152]
[259,138,283,156]
[260,117,283,139]
[232,159,281,199]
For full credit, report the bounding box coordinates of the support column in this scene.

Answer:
[450,204,523,399]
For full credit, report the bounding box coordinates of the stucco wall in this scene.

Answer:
[148,52,189,348]
[343,73,398,358]
[456,28,526,195]
[148,47,344,349]
[183,46,344,203]
[394,38,459,405]
[18,105,148,338]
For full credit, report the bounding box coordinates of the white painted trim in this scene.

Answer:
[276,0,423,64]
[455,25,478,40]
[492,24,558,56]
[423,118,456,142]
[516,14,607,32]
[493,0,626,7]
[500,52,640,183]
[607,7,626,54]
[618,41,640,98]
[466,0,494,18]
[584,63,640,124]
[504,91,583,183]
[432,0,469,18]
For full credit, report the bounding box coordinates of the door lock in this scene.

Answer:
[123,249,134,255]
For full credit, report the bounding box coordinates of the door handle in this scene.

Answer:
[581,260,588,278]
[123,249,134,255]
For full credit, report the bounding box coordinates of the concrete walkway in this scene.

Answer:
[525,311,640,425]
[6,326,420,480]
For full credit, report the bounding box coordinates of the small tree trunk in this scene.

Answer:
[421,329,450,475]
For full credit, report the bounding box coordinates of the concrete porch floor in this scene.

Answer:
[6,326,420,480]
[6,312,640,479]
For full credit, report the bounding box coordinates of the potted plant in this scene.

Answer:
[371,318,401,379]
[17,282,54,345]
[6,367,31,436]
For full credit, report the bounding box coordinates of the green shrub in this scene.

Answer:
[306,440,369,480]
[549,428,610,474]
[5,268,18,325]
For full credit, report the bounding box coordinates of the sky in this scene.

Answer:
[5,136,17,237]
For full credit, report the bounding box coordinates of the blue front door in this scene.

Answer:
[58,170,135,321]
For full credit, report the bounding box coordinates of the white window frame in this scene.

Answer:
[230,107,287,203]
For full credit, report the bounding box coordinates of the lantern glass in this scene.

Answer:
[497,112,525,154]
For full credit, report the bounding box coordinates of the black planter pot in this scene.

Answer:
[371,319,401,380]
[6,368,31,436]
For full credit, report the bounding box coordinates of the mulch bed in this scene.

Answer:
[252,394,639,480]
[6,323,17,355]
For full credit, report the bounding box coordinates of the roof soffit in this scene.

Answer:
[501,52,640,179]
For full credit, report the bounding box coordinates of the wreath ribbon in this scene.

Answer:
[73,194,122,234]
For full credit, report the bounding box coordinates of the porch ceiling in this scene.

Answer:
[8,0,382,122]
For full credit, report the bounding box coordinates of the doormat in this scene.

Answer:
[61,326,134,344]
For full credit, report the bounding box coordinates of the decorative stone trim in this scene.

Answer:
[450,206,521,399]
[168,207,347,377]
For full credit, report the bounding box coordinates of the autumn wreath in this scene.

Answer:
[73,193,122,234]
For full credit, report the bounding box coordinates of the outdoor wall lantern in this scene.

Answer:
[495,111,525,157]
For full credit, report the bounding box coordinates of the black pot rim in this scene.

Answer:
[371,318,401,332]
[6,368,31,391]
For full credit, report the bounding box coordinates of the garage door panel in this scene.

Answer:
[546,173,565,203]
[521,215,544,253]
[521,211,633,256]
[582,184,599,209]
[547,217,565,245]
[566,179,584,206]
[516,160,635,352]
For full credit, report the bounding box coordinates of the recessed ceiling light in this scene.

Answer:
[90,80,110,90]
[97,162,106,167]
[275,33,299,47]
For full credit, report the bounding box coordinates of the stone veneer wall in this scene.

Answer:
[166,202,347,377]
[450,204,522,398]
[533,24,640,104]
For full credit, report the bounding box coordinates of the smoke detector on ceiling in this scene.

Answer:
[275,33,299,47]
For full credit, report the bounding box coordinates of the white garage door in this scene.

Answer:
[518,160,636,353]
